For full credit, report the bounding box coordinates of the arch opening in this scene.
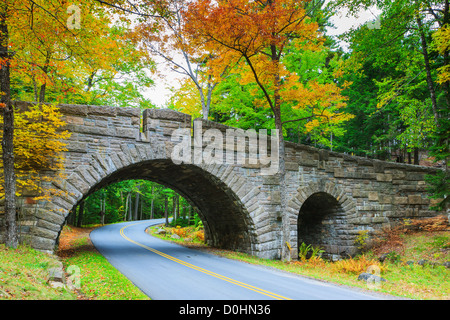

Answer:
[297,192,349,260]
[61,159,257,254]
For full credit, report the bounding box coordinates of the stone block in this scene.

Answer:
[376,173,392,182]
[408,195,422,205]
[58,104,88,116]
[87,105,117,116]
[368,191,378,201]
[334,168,345,178]
[394,196,408,205]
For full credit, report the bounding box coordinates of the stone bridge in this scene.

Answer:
[1,102,443,260]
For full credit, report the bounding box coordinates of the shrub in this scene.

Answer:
[193,230,205,242]
[354,230,370,251]
[331,255,385,275]
[298,242,324,262]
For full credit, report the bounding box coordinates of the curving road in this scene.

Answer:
[90,219,388,300]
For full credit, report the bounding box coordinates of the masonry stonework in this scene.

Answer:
[0,102,443,260]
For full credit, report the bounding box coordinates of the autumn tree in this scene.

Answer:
[1,0,154,247]
[184,0,351,260]
[129,0,232,118]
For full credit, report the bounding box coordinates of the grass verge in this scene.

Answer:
[0,244,76,300]
[57,225,150,300]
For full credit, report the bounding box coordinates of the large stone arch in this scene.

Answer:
[34,141,260,255]
[286,179,358,260]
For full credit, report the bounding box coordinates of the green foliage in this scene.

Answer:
[298,242,324,261]
[73,180,196,226]
[425,170,450,211]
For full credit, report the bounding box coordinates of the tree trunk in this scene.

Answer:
[1,6,18,248]
[38,51,51,103]
[164,196,169,227]
[270,45,289,261]
[127,193,132,221]
[150,185,154,219]
[134,186,140,221]
[173,195,178,222]
[76,201,85,228]
[416,16,439,127]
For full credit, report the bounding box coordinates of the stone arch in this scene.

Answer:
[286,180,358,259]
[35,142,260,255]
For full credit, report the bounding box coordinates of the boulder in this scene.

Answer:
[357,272,387,283]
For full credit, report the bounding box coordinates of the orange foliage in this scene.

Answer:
[183,0,351,132]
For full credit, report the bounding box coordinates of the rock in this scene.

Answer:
[171,234,181,239]
[417,259,428,266]
[442,261,450,269]
[156,228,166,235]
[47,267,64,283]
[406,260,414,266]
[357,272,387,283]
[49,281,66,289]
[330,254,341,262]
[379,253,389,263]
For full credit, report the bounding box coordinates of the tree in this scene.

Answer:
[1,0,155,246]
[184,0,351,260]
[1,1,16,248]
[332,0,449,207]
[131,0,231,118]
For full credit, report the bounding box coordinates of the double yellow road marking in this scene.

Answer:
[119,222,291,300]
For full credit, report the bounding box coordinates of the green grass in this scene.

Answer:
[58,226,150,300]
[61,248,150,300]
[0,226,149,300]
[0,244,76,300]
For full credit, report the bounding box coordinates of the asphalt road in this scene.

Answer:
[90,219,388,300]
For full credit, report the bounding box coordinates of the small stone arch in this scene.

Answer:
[286,180,358,260]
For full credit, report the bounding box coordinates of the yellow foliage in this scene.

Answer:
[0,103,70,201]
[193,230,205,242]
[331,255,386,275]
[169,78,203,119]
[432,24,450,84]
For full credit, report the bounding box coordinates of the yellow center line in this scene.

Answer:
[119,222,292,300]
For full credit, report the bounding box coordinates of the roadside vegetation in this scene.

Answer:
[56,225,150,300]
[0,225,149,300]
[0,244,76,300]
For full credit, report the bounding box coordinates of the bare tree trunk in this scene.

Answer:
[173,195,178,222]
[38,51,51,103]
[417,16,439,127]
[1,5,18,248]
[76,201,85,228]
[164,196,169,227]
[134,186,140,221]
[150,185,154,219]
[127,193,132,221]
